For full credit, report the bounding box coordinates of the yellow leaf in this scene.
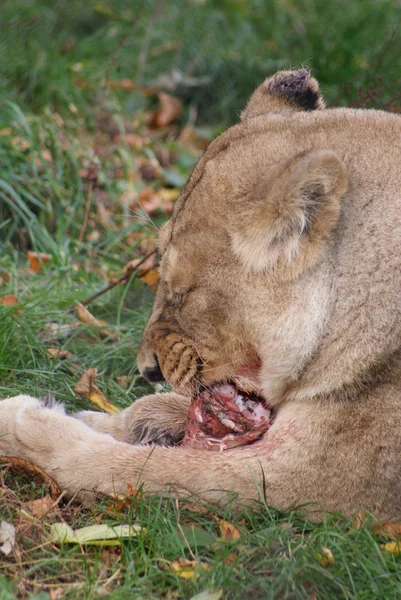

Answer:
[168,558,211,580]
[50,522,141,545]
[382,541,401,554]
[317,546,335,566]
[75,302,117,341]
[159,188,180,202]
[74,368,120,413]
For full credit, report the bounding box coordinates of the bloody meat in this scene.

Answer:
[182,383,271,451]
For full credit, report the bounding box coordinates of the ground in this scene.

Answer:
[2,1,401,598]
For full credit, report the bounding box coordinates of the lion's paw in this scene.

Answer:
[0,395,45,456]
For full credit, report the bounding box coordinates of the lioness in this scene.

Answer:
[2,70,401,520]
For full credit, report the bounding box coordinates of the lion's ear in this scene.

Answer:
[241,69,325,120]
[231,150,347,276]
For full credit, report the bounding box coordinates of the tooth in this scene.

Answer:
[214,384,236,398]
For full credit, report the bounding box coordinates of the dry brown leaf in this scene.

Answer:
[141,268,159,292]
[375,522,401,537]
[47,348,73,360]
[114,133,146,149]
[151,92,182,128]
[74,368,120,414]
[24,494,59,519]
[351,509,366,530]
[12,136,31,152]
[0,127,12,137]
[224,552,237,566]
[27,251,53,272]
[75,302,118,341]
[0,456,61,498]
[0,293,22,315]
[217,519,241,542]
[123,253,157,277]
[109,78,137,91]
[115,375,133,388]
[106,484,143,516]
[137,187,174,215]
[0,293,18,305]
[167,558,211,580]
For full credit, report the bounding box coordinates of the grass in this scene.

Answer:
[2,0,401,598]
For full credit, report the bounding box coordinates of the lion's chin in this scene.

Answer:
[182,381,272,451]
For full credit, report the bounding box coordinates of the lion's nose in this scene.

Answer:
[140,355,165,383]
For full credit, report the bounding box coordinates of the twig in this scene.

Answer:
[175,498,197,561]
[80,249,157,306]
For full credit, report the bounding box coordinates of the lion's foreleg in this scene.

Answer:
[75,392,191,446]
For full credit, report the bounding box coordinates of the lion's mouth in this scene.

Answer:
[182,381,272,451]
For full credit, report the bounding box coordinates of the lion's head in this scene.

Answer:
[137,69,401,407]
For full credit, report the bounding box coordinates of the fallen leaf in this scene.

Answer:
[351,509,366,530]
[190,591,223,600]
[114,133,146,149]
[41,149,53,162]
[0,293,22,315]
[115,375,133,388]
[159,188,180,203]
[137,188,174,215]
[12,136,31,152]
[218,519,241,542]
[0,456,61,498]
[109,78,137,91]
[47,348,73,360]
[123,253,157,277]
[0,127,12,137]
[24,494,58,519]
[318,546,335,567]
[0,294,18,304]
[27,251,52,272]
[382,541,401,554]
[376,523,401,537]
[151,92,182,128]
[50,522,141,545]
[141,267,159,292]
[74,368,120,413]
[0,521,16,556]
[167,558,211,580]
[224,553,237,566]
[75,302,118,341]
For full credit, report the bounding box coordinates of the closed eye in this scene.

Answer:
[170,286,197,308]
[172,291,185,307]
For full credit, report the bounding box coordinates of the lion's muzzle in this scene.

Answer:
[138,325,199,390]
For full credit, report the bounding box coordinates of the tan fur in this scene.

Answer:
[2,71,401,520]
